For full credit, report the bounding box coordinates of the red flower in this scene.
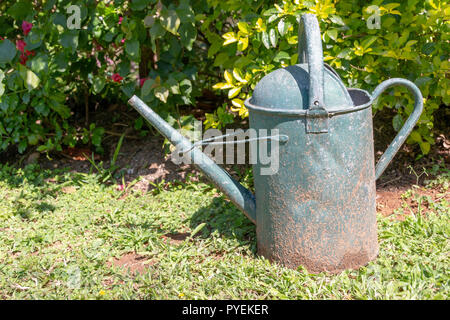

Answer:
[118,17,123,25]
[16,40,26,52]
[95,43,103,51]
[112,73,123,83]
[25,50,35,57]
[19,54,27,65]
[139,78,148,88]
[22,21,33,36]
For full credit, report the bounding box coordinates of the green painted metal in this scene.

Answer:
[127,13,423,273]
[128,95,257,224]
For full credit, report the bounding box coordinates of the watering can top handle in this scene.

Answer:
[298,14,325,109]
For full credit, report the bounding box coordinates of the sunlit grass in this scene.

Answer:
[0,163,448,299]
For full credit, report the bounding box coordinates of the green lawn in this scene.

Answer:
[0,163,448,299]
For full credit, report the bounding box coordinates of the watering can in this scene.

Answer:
[128,14,423,273]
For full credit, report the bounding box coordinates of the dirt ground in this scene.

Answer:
[3,102,450,223]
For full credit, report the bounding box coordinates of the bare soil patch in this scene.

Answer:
[162,232,191,245]
[376,185,449,219]
[107,252,157,275]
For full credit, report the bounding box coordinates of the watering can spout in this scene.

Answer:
[128,95,257,224]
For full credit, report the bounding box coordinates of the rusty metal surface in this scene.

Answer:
[250,106,378,273]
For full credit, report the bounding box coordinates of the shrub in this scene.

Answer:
[211,0,449,154]
[0,0,217,154]
[0,0,447,156]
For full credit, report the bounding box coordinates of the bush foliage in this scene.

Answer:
[211,0,449,155]
[0,0,448,155]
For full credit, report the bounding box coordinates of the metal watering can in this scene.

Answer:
[128,14,423,273]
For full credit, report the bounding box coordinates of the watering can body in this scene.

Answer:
[128,14,423,273]
[248,79,379,272]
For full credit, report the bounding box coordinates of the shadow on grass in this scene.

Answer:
[0,163,74,219]
[189,196,257,255]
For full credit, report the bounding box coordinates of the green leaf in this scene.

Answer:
[337,48,352,59]
[361,36,378,49]
[190,223,206,238]
[166,77,180,94]
[421,43,435,55]
[91,127,105,147]
[228,87,241,99]
[274,51,290,63]
[144,15,155,28]
[237,37,248,51]
[232,68,246,83]
[34,101,49,116]
[179,23,197,51]
[154,86,169,103]
[392,114,403,132]
[382,17,396,28]
[24,30,43,51]
[150,21,166,38]
[18,64,40,90]
[224,70,233,84]
[18,139,27,154]
[419,141,430,154]
[0,40,17,64]
[327,29,338,41]
[141,78,155,96]
[180,79,192,95]
[269,28,277,48]
[130,0,152,11]
[27,134,39,145]
[222,32,238,46]
[92,77,106,94]
[121,81,136,98]
[278,19,288,36]
[125,39,140,61]
[53,52,68,72]
[329,15,345,26]
[409,130,422,143]
[213,52,229,67]
[261,31,270,49]
[52,13,67,26]
[48,98,70,118]
[176,1,195,23]
[238,22,250,35]
[6,1,33,21]
[31,54,48,74]
[60,31,79,52]
[160,9,180,35]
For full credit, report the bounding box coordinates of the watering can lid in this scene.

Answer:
[248,63,354,112]
[246,14,354,113]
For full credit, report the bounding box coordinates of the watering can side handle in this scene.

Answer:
[298,14,324,109]
[370,78,424,180]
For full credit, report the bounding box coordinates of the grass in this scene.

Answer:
[0,163,448,299]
